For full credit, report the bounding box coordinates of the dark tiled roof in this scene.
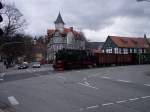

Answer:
[54,13,65,24]
[109,36,149,49]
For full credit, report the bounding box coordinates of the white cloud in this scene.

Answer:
[83,16,149,42]
[4,0,150,41]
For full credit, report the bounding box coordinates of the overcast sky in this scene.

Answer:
[5,0,150,41]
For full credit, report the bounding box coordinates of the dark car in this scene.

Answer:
[18,64,28,69]
[18,62,29,69]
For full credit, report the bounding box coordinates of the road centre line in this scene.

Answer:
[101,76,111,79]
[102,103,114,106]
[141,96,150,99]
[86,105,99,109]
[129,98,139,101]
[144,84,150,87]
[117,79,131,83]
[80,95,150,111]
[8,96,19,105]
[116,100,127,104]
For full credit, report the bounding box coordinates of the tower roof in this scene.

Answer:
[54,12,65,24]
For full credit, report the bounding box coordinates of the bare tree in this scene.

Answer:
[1,3,26,38]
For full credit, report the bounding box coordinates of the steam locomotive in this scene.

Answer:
[53,49,150,71]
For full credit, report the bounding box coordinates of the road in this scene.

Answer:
[0,65,150,112]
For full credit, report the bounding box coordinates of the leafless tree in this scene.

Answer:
[1,3,26,38]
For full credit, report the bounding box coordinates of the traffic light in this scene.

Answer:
[0,2,3,36]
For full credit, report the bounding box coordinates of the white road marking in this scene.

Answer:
[141,96,150,99]
[144,84,150,87]
[102,103,114,106]
[129,98,139,101]
[77,71,81,72]
[57,76,66,80]
[79,95,150,111]
[8,96,19,105]
[78,83,99,90]
[86,105,99,109]
[0,73,5,77]
[117,80,131,83]
[116,100,127,104]
[0,79,3,81]
[84,81,90,86]
[101,76,111,79]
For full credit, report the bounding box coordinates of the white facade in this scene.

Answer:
[55,23,64,33]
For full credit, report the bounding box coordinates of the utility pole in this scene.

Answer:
[0,1,3,61]
[0,1,3,35]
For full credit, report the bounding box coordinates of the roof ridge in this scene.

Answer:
[110,35,144,39]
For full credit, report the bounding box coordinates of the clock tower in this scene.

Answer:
[54,12,65,33]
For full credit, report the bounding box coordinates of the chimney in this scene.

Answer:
[70,27,73,31]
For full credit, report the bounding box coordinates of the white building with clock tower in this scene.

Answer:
[47,13,86,61]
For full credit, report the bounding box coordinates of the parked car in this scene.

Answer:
[18,64,28,69]
[32,62,41,68]
[18,62,29,69]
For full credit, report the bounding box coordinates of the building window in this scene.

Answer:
[134,48,137,53]
[118,48,122,54]
[114,48,119,54]
[130,48,132,53]
[106,48,112,53]
[106,49,108,53]
[138,49,142,53]
[144,49,146,53]
[123,48,128,54]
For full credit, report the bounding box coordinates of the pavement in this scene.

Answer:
[0,64,150,112]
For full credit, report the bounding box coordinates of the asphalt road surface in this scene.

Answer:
[0,65,150,112]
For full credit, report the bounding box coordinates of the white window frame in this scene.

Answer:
[118,48,122,54]
[130,48,132,53]
[114,48,119,54]
[134,48,137,53]
[123,48,128,54]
